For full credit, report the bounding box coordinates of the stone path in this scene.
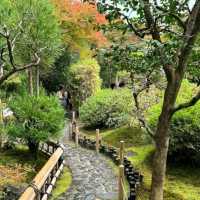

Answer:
[57,124,118,200]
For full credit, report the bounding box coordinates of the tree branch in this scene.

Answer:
[172,89,200,114]
[0,48,6,63]
[131,73,155,139]
[123,16,146,38]
[141,0,162,42]
[176,0,200,76]
[0,27,16,70]
[0,53,40,86]
[156,6,186,30]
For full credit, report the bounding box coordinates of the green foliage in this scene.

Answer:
[80,88,133,128]
[148,80,200,165]
[187,36,200,85]
[17,0,61,64]
[41,48,78,93]
[0,0,61,77]
[6,91,64,151]
[67,58,101,108]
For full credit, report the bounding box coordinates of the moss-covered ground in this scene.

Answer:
[81,126,200,200]
[51,167,72,200]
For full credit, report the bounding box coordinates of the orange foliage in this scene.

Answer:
[52,0,108,48]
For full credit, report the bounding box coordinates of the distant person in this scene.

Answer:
[57,85,67,109]
[66,91,73,111]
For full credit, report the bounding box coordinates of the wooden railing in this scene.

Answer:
[19,142,65,200]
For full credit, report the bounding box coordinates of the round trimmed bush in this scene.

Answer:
[79,88,133,128]
[6,91,65,157]
[67,58,102,109]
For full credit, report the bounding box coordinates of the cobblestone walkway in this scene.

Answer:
[57,124,118,200]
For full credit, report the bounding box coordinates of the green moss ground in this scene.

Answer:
[81,126,200,200]
[51,167,72,200]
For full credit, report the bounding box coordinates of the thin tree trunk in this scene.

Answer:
[115,74,119,89]
[27,139,39,159]
[36,66,40,97]
[150,116,170,200]
[150,81,179,200]
[28,68,33,95]
[0,65,3,78]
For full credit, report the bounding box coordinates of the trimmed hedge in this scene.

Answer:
[80,88,133,128]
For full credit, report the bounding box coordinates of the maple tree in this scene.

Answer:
[52,0,108,49]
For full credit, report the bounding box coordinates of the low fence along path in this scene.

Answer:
[58,123,118,200]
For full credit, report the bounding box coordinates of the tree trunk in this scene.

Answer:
[28,68,33,95]
[36,66,40,97]
[150,115,170,200]
[115,74,119,89]
[27,139,39,159]
[150,81,180,200]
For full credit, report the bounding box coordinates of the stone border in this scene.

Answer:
[71,125,143,200]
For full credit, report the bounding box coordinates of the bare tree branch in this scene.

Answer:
[123,16,146,38]
[0,28,16,70]
[0,48,6,63]
[172,89,200,114]
[131,73,155,139]
[0,53,40,85]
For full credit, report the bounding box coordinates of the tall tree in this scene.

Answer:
[52,0,107,49]
[0,0,61,88]
[98,1,200,200]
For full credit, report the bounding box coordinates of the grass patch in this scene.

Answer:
[81,125,200,200]
[0,145,47,189]
[128,146,200,200]
[81,126,150,148]
[51,167,72,200]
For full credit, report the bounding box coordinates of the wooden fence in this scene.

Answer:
[70,111,142,200]
[19,142,65,200]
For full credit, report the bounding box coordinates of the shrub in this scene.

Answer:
[148,80,200,165]
[79,88,133,128]
[6,92,65,157]
[67,58,102,109]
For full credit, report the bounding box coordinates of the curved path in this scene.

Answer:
[57,124,118,200]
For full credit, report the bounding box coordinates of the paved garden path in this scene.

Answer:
[57,123,118,200]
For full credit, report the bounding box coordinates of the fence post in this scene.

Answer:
[72,111,75,122]
[69,122,73,140]
[120,141,124,165]
[71,111,76,141]
[75,126,79,147]
[96,129,100,153]
[118,164,124,200]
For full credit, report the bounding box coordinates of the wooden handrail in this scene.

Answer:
[19,146,64,200]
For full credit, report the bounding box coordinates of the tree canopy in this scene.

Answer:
[0,0,61,85]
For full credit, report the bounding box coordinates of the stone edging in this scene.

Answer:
[71,131,143,200]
